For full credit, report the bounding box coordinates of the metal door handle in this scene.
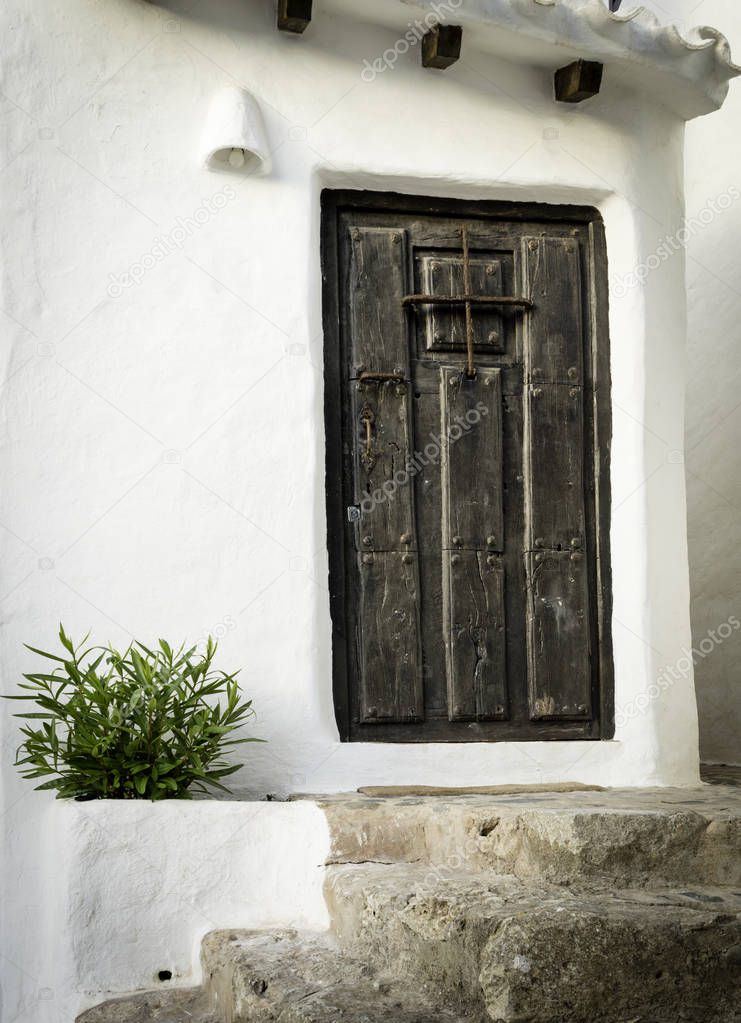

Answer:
[359,403,376,470]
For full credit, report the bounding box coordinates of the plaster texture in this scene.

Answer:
[1,0,739,1020]
[47,800,331,1020]
[640,0,741,768]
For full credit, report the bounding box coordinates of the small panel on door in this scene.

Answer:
[417,251,505,353]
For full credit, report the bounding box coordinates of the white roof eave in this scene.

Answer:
[328,0,740,119]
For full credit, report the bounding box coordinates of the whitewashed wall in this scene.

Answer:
[0,0,735,1019]
[641,0,741,767]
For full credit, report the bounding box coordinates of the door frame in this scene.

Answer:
[320,189,614,742]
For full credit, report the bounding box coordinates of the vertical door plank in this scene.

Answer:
[441,368,508,720]
[523,235,583,383]
[351,379,416,551]
[441,368,504,552]
[347,224,424,726]
[522,233,592,724]
[525,382,585,552]
[348,227,410,374]
[525,551,591,720]
[445,551,507,721]
[412,390,448,715]
[524,234,589,552]
[357,551,423,723]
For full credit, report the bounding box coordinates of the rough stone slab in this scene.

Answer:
[76,988,217,1022]
[357,783,605,797]
[301,786,741,887]
[326,863,741,1022]
[201,929,471,1022]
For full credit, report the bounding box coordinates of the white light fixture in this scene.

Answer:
[200,86,271,174]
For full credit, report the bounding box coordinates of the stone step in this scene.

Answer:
[200,928,471,1022]
[76,987,218,1022]
[326,862,741,1023]
[310,788,741,887]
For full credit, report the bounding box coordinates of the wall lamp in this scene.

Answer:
[200,86,271,174]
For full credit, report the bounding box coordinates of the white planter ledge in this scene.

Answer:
[49,799,331,1018]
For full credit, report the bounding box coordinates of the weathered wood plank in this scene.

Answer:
[441,367,504,552]
[411,389,447,716]
[523,235,583,384]
[357,551,423,723]
[348,227,410,376]
[444,551,507,721]
[588,218,615,738]
[500,388,528,722]
[351,378,416,552]
[525,382,585,552]
[525,550,592,720]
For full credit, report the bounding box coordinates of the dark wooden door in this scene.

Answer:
[322,191,613,742]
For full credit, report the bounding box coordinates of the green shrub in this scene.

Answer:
[5,626,261,800]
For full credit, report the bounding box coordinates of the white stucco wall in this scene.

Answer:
[48,800,331,1019]
[677,0,741,768]
[1,0,736,1019]
[640,0,741,767]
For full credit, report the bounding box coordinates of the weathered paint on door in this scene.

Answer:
[322,191,613,742]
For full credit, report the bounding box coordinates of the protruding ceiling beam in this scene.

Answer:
[421,24,463,70]
[554,59,604,103]
[277,0,312,34]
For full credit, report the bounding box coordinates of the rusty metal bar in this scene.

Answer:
[357,371,406,383]
[402,294,533,308]
[359,402,375,470]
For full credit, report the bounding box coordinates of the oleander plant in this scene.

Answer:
[5,626,260,800]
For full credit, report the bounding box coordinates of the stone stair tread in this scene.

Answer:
[326,864,741,1022]
[327,860,741,916]
[76,987,217,1022]
[308,790,741,887]
[202,928,470,1022]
